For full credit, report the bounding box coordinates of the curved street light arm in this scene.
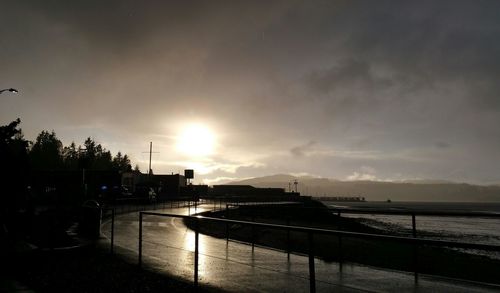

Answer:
[0,88,19,94]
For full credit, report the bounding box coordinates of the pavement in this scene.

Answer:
[102,204,500,292]
[0,279,35,293]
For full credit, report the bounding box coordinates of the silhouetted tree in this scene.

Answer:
[94,150,113,170]
[79,137,113,170]
[1,120,138,247]
[112,151,132,172]
[62,142,79,169]
[0,119,30,240]
[0,118,30,181]
[82,137,96,163]
[30,130,63,170]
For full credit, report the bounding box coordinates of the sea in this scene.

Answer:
[320,201,500,259]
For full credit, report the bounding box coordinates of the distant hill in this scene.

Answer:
[228,175,500,202]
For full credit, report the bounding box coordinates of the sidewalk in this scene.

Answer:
[104,205,500,292]
[1,239,211,293]
[0,278,35,293]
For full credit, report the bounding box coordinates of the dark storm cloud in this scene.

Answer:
[299,0,500,112]
[13,1,207,47]
[12,0,296,56]
[306,60,384,94]
[290,140,317,157]
[435,141,451,149]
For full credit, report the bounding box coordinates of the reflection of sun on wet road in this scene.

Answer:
[102,204,497,293]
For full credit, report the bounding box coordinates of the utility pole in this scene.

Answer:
[78,148,88,199]
[149,142,152,176]
[142,142,159,178]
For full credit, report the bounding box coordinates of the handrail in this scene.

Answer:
[225,203,500,239]
[138,210,500,292]
[102,207,115,254]
[225,202,500,218]
[141,211,500,251]
[329,208,500,218]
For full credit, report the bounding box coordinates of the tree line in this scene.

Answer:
[1,119,140,246]
[1,118,135,173]
[1,118,138,211]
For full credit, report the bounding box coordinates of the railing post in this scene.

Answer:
[308,232,316,293]
[138,212,143,267]
[110,208,115,254]
[225,204,229,245]
[412,213,417,237]
[251,216,255,252]
[411,213,418,283]
[194,218,199,288]
[338,233,342,263]
[286,218,291,259]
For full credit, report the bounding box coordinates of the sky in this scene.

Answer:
[1,1,500,185]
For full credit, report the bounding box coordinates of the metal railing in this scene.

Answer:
[137,211,500,293]
[102,199,225,256]
[225,202,500,239]
[329,207,500,238]
[108,198,205,215]
[102,207,115,254]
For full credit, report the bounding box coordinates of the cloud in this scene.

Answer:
[3,1,500,185]
[289,172,319,178]
[290,140,316,157]
[346,166,377,181]
[435,141,451,149]
[359,166,376,174]
[201,176,248,185]
[305,59,393,95]
[346,172,377,181]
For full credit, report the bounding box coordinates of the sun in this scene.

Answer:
[176,124,216,157]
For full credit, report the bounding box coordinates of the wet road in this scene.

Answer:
[102,204,499,292]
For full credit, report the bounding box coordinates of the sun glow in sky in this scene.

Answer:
[176,124,216,157]
[3,1,500,184]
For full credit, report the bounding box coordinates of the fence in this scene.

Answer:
[226,202,500,239]
[329,208,500,239]
[135,211,500,293]
[102,199,213,255]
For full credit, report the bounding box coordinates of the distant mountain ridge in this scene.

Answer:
[228,175,500,202]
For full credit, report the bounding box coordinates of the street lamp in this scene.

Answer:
[0,88,19,94]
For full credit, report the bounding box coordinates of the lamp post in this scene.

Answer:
[78,148,89,200]
[0,88,18,94]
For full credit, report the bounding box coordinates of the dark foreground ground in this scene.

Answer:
[185,201,500,285]
[1,241,214,293]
